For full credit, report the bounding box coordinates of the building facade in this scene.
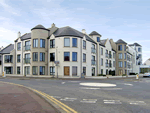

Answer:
[0,23,142,78]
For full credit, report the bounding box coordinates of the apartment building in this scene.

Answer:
[0,23,142,77]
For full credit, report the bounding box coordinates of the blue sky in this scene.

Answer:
[0,0,150,63]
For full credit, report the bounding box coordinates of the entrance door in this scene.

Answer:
[119,70,123,76]
[64,67,70,76]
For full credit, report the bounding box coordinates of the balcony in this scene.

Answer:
[24,45,31,51]
[91,48,96,54]
[24,58,31,64]
[109,63,112,68]
[105,53,109,58]
[91,60,96,65]
[106,63,109,67]
[109,54,112,58]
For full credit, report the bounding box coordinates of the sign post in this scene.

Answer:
[54,61,59,78]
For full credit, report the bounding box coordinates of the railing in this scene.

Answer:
[109,54,112,58]
[24,58,31,64]
[91,60,96,65]
[91,48,96,54]
[106,63,109,67]
[5,59,13,63]
[24,45,31,51]
[105,53,109,58]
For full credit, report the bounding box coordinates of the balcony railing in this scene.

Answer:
[91,60,96,65]
[5,59,13,63]
[24,58,31,64]
[24,45,31,51]
[109,54,112,58]
[106,63,109,67]
[109,63,112,67]
[91,48,96,54]
[105,53,109,58]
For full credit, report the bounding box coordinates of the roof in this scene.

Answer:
[100,39,107,46]
[15,33,31,42]
[116,39,127,44]
[0,44,14,54]
[31,24,49,31]
[48,26,97,44]
[89,31,101,36]
[128,43,142,47]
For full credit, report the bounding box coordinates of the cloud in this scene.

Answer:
[0,0,20,16]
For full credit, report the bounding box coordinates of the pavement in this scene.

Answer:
[0,82,58,113]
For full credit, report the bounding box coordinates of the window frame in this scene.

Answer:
[119,53,123,59]
[119,61,123,67]
[50,66,55,75]
[40,52,45,62]
[101,48,103,55]
[97,37,100,42]
[72,38,77,47]
[39,66,45,75]
[50,39,55,48]
[33,52,38,61]
[17,42,21,51]
[64,38,70,47]
[72,66,77,76]
[83,40,86,49]
[17,66,20,74]
[33,39,38,48]
[50,53,55,62]
[72,52,77,61]
[118,45,122,51]
[40,39,45,48]
[17,54,21,63]
[32,66,38,75]
[64,52,70,61]
[83,53,86,62]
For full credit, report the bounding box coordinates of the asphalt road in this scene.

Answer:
[1,77,150,113]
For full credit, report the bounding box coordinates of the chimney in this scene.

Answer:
[51,23,55,28]
[18,31,21,38]
[82,29,86,34]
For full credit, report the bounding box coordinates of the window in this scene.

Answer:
[40,66,45,75]
[25,41,30,51]
[101,58,103,66]
[24,54,30,63]
[124,45,126,51]
[101,69,103,74]
[25,66,30,75]
[50,53,55,61]
[40,53,45,61]
[83,67,86,75]
[106,69,108,75]
[32,66,38,75]
[72,66,77,76]
[92,44,95,49]
[64,52,70,61]
[17,42,21,50]
[101,48,103,55]
[4,67,13,74]
[17,54,21,62]
[50,66,55,75]
[97,37,100,42]
[17,67,20,74]
[124,61,126,68]
[83,53,86,62]
[113,61,115,67]
[124,53,126,59]
[138,48,141,52]
[33,52,38,61]
[83,40,86,49]
[119,53,122,59]
[92,67,95,76]
[64,38,70,47]
[33,39,38,48]
[50,39,55,48]
[72,52,77,61]
[118,45,122,51]
[5,55,13,63]
[139,54,142,58]
[72,38,77,47]
[119,61,123,67]
[113,53,115,58]
[40,39,45,48]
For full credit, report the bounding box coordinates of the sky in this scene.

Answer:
[0,0,150,63]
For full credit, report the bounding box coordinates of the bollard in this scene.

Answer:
[136,74,139,80]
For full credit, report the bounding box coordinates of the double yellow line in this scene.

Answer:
[0,81,77,113]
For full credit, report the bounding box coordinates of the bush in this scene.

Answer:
[122,74,126,76]
[97,74,103,76]
[103,75,106,76]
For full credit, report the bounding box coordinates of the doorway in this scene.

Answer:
[64,66,70,76]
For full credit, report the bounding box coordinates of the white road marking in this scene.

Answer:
[64,97,77,100]
[80,83,116,87]
[101,88,122,90]
[60,97,77,101]
[60,99,75,101]
[129,101,146,105]
[61,82,65,84]
[124,83,133,86]
[51,96,61,98]
[103,100,122,104]
[80,87,100,89]
[80,99,97,103]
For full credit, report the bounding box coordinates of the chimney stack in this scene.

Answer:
[82,29,86,34]
[18,31,21,38]
[51,23,55,28]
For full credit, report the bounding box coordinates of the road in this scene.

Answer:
[0,77,150,113]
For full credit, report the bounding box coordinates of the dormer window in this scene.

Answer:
[97,37,100,42]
